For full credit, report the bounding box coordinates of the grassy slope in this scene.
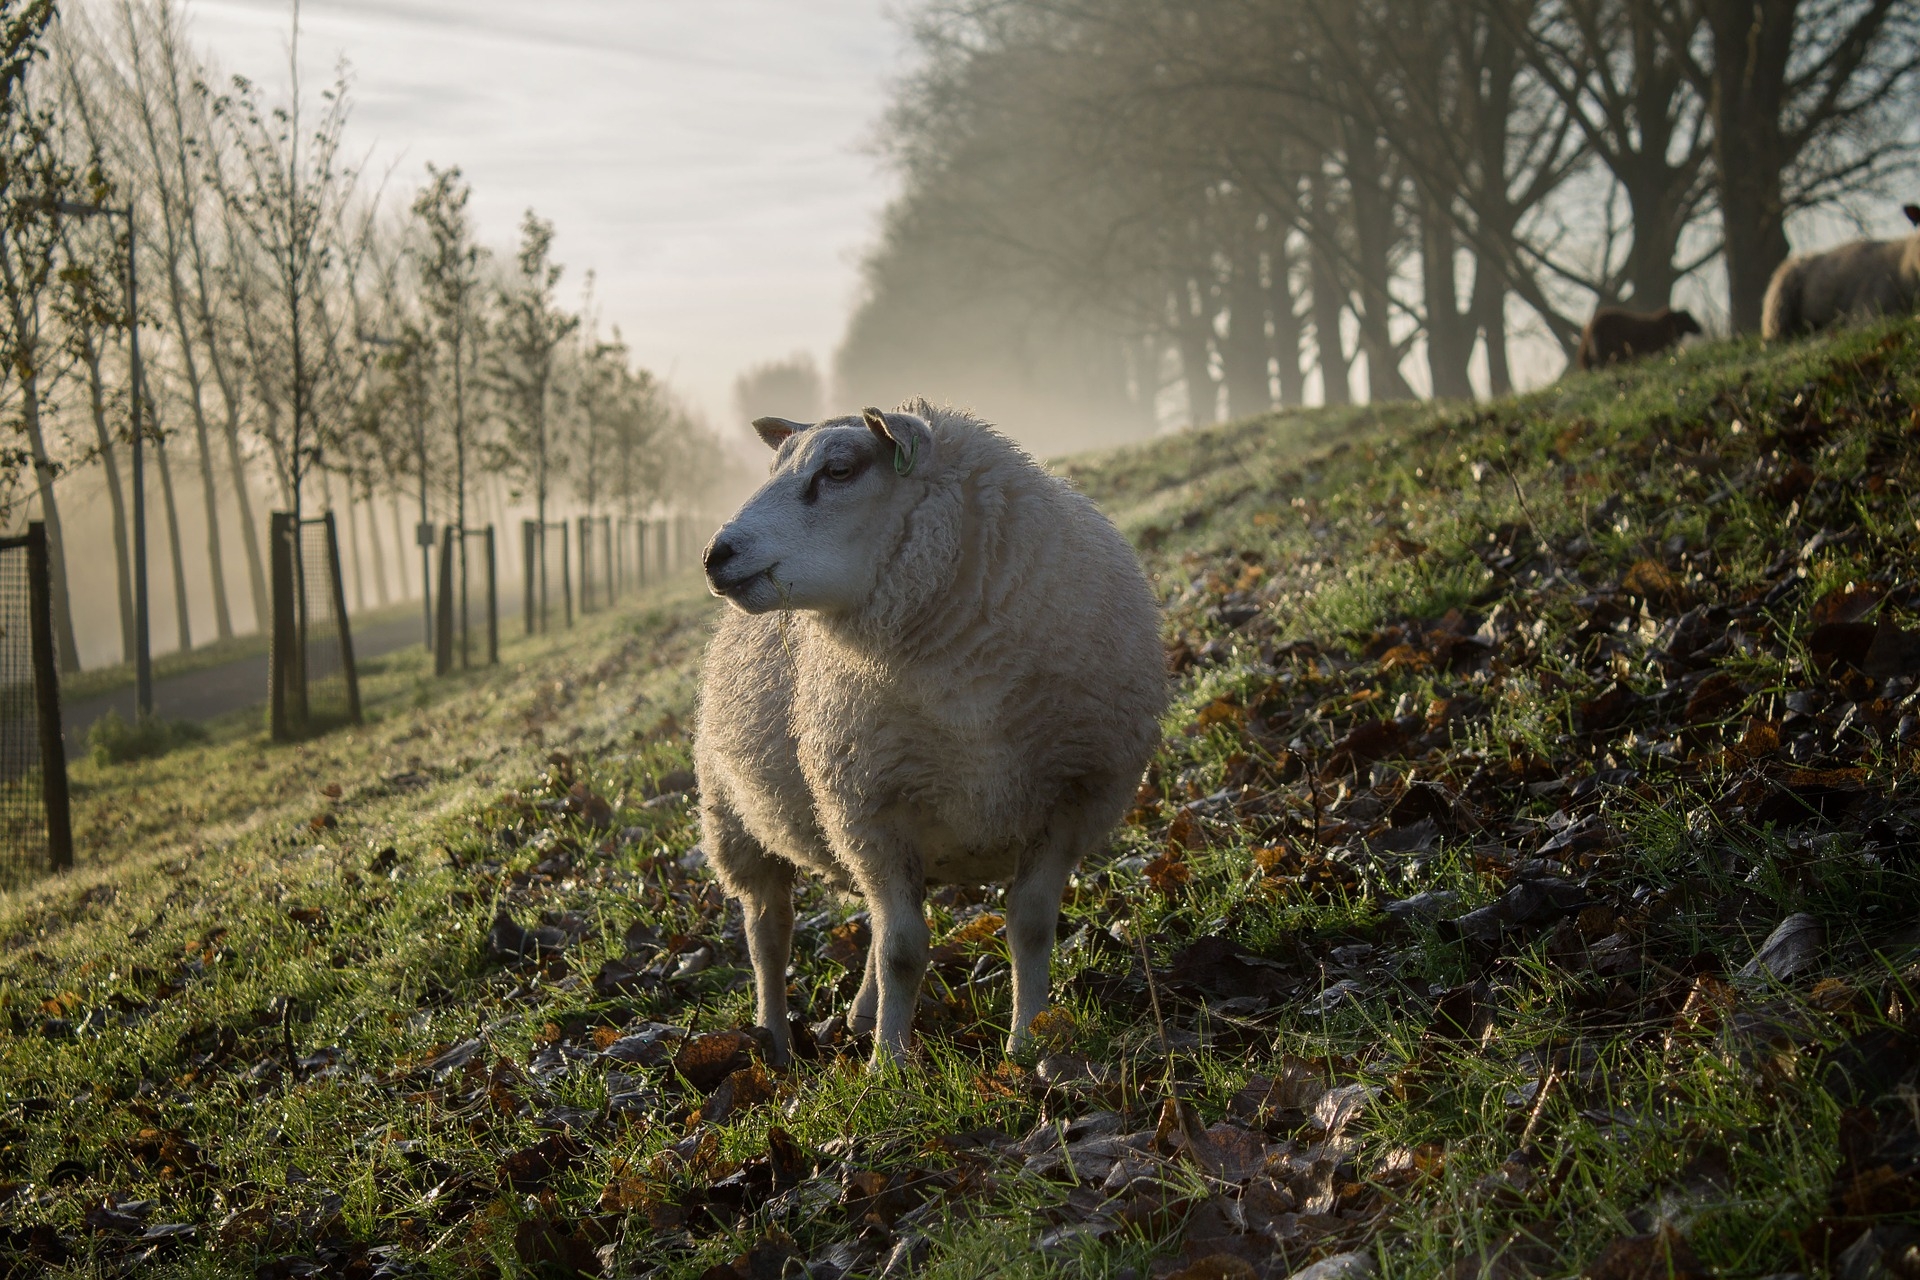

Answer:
[4,322,1920,1278]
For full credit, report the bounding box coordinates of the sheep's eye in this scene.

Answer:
[824,462,854,482]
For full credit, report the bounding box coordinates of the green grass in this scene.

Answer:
[6,322,1920,1278]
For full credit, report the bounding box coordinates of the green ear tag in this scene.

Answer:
[893,437,917,477]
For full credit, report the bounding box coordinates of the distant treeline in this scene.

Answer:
[0,0,727,673]
[836,0,1920,440]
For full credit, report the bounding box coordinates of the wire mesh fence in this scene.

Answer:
[0,525,71,887]
[616,516,645,592]
[578,515,614,613]
[522,520,572,635]
[652,518,672,580]
[435,525,498,675]
[270,512,362,741]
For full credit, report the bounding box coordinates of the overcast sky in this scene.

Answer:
[173,0,907,432]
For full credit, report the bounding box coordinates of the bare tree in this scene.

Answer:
[410,165,483,535]
[487,206,575,625]
[1672,0,1920,331]
[733,353,823,425]
[1500,0,1715,310]
[86,0,245,637]
[0,0,82,668]
[208,4,357,523]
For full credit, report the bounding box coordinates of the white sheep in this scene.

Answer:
[1762,203,1920,340]
[693,401,1166,1065]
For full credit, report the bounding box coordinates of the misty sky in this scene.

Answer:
[175,0,906,432]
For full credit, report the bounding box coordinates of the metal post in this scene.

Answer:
[127,207,151,720]
[24,524,72,871]
[268,512,296,741]
[577,514,591,613]
[457,519,469,671]
[323,513,361,724]
[484,526,498,665]
[561,521,572,628]
[435,526,455,676]
[522,519,537,636]
[418,512,435,653]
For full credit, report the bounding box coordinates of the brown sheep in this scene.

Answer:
[1575,306,1703,371]
[1762,204,1920,341]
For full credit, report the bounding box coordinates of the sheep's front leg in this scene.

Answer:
[863,874,929,1064]
[739,877,796,1064]
[1004,854,1076,1053]
[709,803,798,1066]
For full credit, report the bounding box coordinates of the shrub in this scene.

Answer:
[86,708,207,766]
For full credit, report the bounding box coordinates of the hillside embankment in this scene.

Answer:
[3,322,1920,1278]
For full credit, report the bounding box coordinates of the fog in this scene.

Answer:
[54,464,721,672]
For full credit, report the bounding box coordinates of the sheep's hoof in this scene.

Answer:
[865,1032,916,1070]
[746,1022,794,1068]
[865,1048,910,1072]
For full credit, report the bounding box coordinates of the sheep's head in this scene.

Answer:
[703,407,935,615]
[1672,309,1703,337]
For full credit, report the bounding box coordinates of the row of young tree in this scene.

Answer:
[0,0,722,672]
[837,0,1920,441]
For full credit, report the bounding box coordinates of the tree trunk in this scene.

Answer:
[1701,0,1796,333]
[149,196,236,639]
[363,482,391,606]
[1174,311,1219,426]
[389,494,411,598]
[1344,133,1415,403]
[1419,191,1476,400]
[332,473,367,614]
[489,474,513,573]
[173,130,270,626]
[1308,245,1351,407]
[1472,257,1514,398]
[191,406,233,639]
[160,277,233,639]
[1268,231,1305,408]
[83,341,136,663]
[216,402,269,631]
[152,433,193,653]
[16,381,80,673]
[1221,248,1273,420]
[1302,164,1355,408]
[1718,162,1792,335]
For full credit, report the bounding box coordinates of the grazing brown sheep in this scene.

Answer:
[1762,204,1920,341]
[1575,306,1703,370]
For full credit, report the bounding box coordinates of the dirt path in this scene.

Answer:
[59,614,427,757]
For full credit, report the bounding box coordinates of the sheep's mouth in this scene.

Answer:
[708,563,780,607]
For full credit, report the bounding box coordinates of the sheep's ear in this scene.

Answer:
[863,407,933,477]
[751,416,810,450]
[1905,204,1920,227]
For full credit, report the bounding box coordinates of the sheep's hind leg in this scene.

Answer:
[849,940,880,1036]
[1006,801,1119,1054]
[1004,853,1076,1054]
[862,874,930,1065]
